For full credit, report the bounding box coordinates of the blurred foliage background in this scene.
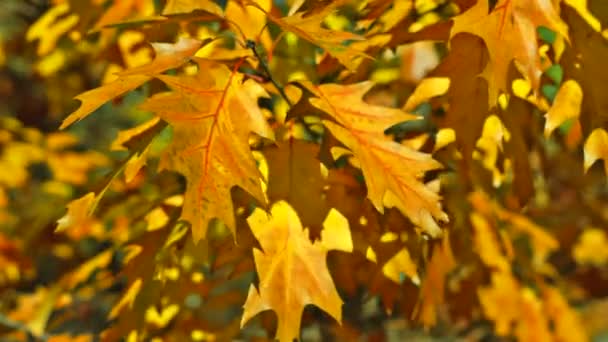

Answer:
[1,0,608,341]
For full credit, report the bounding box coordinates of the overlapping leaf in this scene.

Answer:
[305,81,448,237]
[247,0,365,70]
[140,60,274,241]
[60,37,204,129]
[451,0,568,104]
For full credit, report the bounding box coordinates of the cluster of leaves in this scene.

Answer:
[1,0,608,340]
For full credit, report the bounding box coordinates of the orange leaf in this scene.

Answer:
[306,81,448,237]
[451,0,568,104]
[60,37,204,129]
[140,59,274,241]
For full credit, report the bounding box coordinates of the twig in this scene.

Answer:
[246,39,293,107]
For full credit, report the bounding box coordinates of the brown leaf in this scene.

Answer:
[264,140,329,238]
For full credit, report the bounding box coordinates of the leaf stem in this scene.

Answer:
[246,40,293,107]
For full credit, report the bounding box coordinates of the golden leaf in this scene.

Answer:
[56,192,96,233]
[241,201,350,342]
[61,37,204,129]
[572,228,608,267]
[306,81,448,237]
[247,0,366,71]
[26,3,79,56]
[544,80,583,137]
[140,60,274,241]
[584,128,608,175]
[451,0,568,104]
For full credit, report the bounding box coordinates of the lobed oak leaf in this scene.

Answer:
[433,33,489,181]
[264,140,329,237]
[241,201,351,342]
[111,117,164,183]
[56,192,96,233]
[451,0,568,105]
[226,0,273,52]
[306,81,448,237]
[562,6,608,130]
[60,37,204,129]
[247,0,366,71]
[140,60,274,241]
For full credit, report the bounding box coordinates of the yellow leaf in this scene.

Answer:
[321,208,353,252]
[478,272,521,335]
[111,117,162,182]
[226,0,272,51]
[434,128,455,152]
[470,213,511,272]
[544,287,588,342]
[544,80,583,137]
[62,250,112,289]
[402,77,450,112]
[563,0,601,31]
[162,0,224,17]
[474,115,511,187]
[242,201,349,341]
[382,248,418,284]
[56,192,96,233]
[584,128,608,175]
[572,228,608,267]
[26,3,79,56]
[117,31,152,69]
[516,288,552,342]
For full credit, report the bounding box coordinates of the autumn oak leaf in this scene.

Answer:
[241,201,351,342]
[305,81,448,237]
[60,37,204,129]
[139,60,274,241]
[247,0,366,71]
[450,0,568,105]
